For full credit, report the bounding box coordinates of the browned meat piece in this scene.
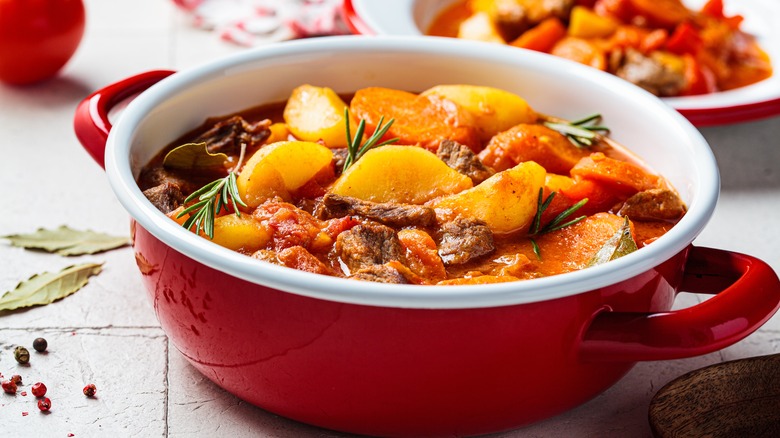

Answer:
[614,49,686,97]
[618,188,686,221]
[488,0,574,40]
[437,139,495,184]
[142,182,185,214]
[315,194,436,228]
[335,222,406,273]
[330,148,348,176]
[194,116,271,154]
[350,262,414,284]
[437,218,495,265]
[137,167,195,192]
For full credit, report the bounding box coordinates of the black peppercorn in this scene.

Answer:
[14,346,30,364]
[33,337,48,353]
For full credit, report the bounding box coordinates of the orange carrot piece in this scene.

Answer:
[349,87,480,152]
[570,152,660,196]
[628,0,690,29]
[510,17,567,53]
[478,124,592,174]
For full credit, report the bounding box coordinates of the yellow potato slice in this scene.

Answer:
[421,85,536,141]
[457,12,505,44]
[431,161,546,234]
[237,141,333,207]
[210,214,271,252]
[568,6,619,39]
[329,145,473,204]
[283,84,349,148]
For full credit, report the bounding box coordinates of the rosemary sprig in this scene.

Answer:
[342,108,399,172]
[543,113,610,148]
[528,188,589,259]
[177,144,248,239]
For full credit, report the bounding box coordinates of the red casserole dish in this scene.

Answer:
[74,37,780,437]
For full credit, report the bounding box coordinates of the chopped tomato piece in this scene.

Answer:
[666,22,703,55]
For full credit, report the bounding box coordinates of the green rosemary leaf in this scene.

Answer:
[571,114,601,126]
[342,109,398,172]
[530,238,541,261]
[544,198,589,231]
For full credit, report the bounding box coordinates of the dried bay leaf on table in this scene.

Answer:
[162,142,229,171]
[0,263,103,311]
[2,225,130,255]
[587,217,638,267]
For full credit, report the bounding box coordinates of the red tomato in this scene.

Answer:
[0,0,85,85]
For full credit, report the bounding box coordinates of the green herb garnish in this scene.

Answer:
[177,144,248,239]
[543,113,610,148]
[342,108,398,172]
[528,188,588,259]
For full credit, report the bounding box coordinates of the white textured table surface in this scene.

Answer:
[1,1,779,437]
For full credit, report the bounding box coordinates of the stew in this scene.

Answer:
[427,0,771,96]
[138,84,685,285]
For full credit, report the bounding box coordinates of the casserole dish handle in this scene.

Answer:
[74,70,175,168]
[580,246,780,362]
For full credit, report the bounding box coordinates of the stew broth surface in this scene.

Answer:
[138,85,685,286]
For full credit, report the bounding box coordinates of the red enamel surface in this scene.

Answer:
[131,222,778,436]
[73,70,175,168]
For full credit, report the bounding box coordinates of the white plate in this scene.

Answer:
[344,0,780,126]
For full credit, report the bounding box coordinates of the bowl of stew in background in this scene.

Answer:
[344,0,780,126]
[74,36,780,437]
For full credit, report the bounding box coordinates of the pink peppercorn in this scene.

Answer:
[1,380,17,394]
[37,397,51,412]
[31,382,47,398]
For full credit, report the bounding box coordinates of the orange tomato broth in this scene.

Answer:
[142,88,684,285]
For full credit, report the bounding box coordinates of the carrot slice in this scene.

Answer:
[349,87,480,152]
[628,0,690,28]
[570,152,660,196]
[510,17,567,53]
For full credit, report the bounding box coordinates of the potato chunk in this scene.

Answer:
[329,145,473,204]
[210,214,271,253]
[421,85,537,141]
[430,161,546,234]
[457,12,504,43]
[283,84,349,148]
[237,141,333,207]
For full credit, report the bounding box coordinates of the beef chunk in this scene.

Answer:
[437,218,495,265]
[137,167,195,192]
[490,0,574,40]
[331,148,349,176]
[194,116,271,154]
[618,188,686,221]
[350,262,413,284]
[315,194,436,228]
[142,182,185,214]
[437,139,495,184]
[335,222,406,273]
[614,49,686,97]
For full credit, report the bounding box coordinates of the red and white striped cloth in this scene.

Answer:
[172,0,350,46]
